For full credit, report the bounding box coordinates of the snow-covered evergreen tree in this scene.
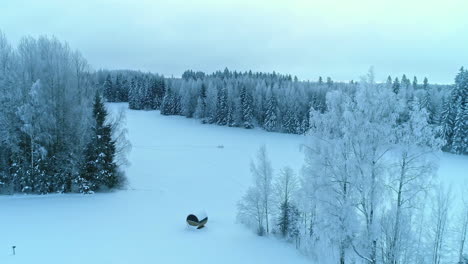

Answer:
[264,91,279,132]
[161,86,175,115]
[103,74,114,102]
[393,77,401,94]
[451,68,468,155]
[441,67,467,154]
[240,85,254,128]
[216,85,228,125]
[79,93,118,193]
[275,166,299,239]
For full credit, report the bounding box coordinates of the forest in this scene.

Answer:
[0,32,127,194]
[236,69,467,264]
[98,66,467,264]
[97,66,466,155]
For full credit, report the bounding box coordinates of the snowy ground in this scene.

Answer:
[1,103,467,264]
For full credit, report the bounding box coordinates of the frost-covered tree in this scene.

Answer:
[386,76,393,89]
[238,145,274,235]
[413,76,418,90]
[103,74,114,102]
[240,85,254,128]
[161,86,176,115]
[16,80,55,193]
[304,90,359,264]
[430,184,452,264]
[264,91,279,132]
[79,93,118,193]
[383,103,443,264]
[275,166,299,239]
[0,32,128,195]
[451,68,467,154]
[251,145,274,234]
[238,186,265,235]
[216,85,228,125]
[441,67,467,154]
[423,77,429,90]
[393,77,401,94]
[327,76,333,87]
[346,69,398,264]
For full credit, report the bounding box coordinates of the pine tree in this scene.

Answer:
[194,83,207,119]
[413,76,418,90]
[386,76,393,89]
[227,101,235,127]
[318,76,323,85]
[79,93,118,193]
[275,166,298,238]
[401,74,410,88]
[240,85,254,128]
[423,77,429,90]
[121,77,129,102]
[161,86,175,115]
[443,67,467,152]
[142,77,152,109]
[441,97,455,149]
[103,74,114,102]
[155,78,166,109]
[393,77,400,94]
[451,68,467,154]
[216,85,228,125]
[326,77,333,87]
[173,94,182,115]
[128,77,137,109]
[452,106,467,155]
[114,74,122,102]
[264,92,278,132]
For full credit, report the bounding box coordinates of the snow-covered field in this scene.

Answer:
[1,103,467,264]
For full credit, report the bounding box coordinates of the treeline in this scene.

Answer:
[0,32,127,194]
[99,67,465,155]
[98,68,344,135]
[237,68,468,264]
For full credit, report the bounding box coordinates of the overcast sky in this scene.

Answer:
[1,0,467,83]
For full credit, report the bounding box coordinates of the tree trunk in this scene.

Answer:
[390,155,406,264]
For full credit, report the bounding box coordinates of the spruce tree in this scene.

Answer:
[264,92,278,132]
[423,77,429,90]
[161,87,174,115]
[441,97,455,150]
[413,76,418,90]
[240,85,254,128]
[155,78,166,109]
[114,74,122,102]
[386,76,393,89]
[326,77,333,87]
[79,93,118,193]
[216,86,228,125]
[452,106,467,154]
[128,77,137,109]
[103,74,114,102]
[451,68,467,154]
[393,77,400,94]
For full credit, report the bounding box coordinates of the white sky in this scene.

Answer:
[1,0,467,83]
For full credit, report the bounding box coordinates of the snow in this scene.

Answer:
[0,103,466,264]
